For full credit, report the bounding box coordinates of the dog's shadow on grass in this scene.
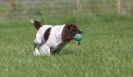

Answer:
[54,48,80,56]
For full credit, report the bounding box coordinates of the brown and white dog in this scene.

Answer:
[31,20,82,56]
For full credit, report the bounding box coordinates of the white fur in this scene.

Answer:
[33,24,65,56]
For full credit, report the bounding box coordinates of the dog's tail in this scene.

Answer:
[30,19,42,30]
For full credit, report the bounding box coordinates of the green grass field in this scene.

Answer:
[0,15,133,77]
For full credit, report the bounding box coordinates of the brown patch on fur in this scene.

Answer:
[62,24,72,42]
[44,27,51,42]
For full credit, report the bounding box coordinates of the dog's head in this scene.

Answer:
[62,23,82,41]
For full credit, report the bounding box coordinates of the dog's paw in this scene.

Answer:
[33,48,40,56]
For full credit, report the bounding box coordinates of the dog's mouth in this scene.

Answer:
[73,31,83,38]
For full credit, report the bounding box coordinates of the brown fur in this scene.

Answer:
[43,28,51,42]
[62,24,82,42]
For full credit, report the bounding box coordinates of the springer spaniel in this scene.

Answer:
[31,20,82,56]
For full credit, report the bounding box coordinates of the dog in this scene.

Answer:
[31,20,82,56]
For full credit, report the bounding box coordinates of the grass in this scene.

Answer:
[0,15,133,77]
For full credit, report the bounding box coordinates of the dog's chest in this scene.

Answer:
[46,26,66,51]
[47,38,65,52]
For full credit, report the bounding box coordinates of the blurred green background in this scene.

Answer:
[0,0,133,20]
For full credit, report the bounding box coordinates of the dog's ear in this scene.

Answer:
[62,24,74,41]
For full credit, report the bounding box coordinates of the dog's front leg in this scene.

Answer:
[33,42,43,56]
[33,48,40,56]
[39,44,51,56]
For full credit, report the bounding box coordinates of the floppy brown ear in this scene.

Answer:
[62,24,73,41]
